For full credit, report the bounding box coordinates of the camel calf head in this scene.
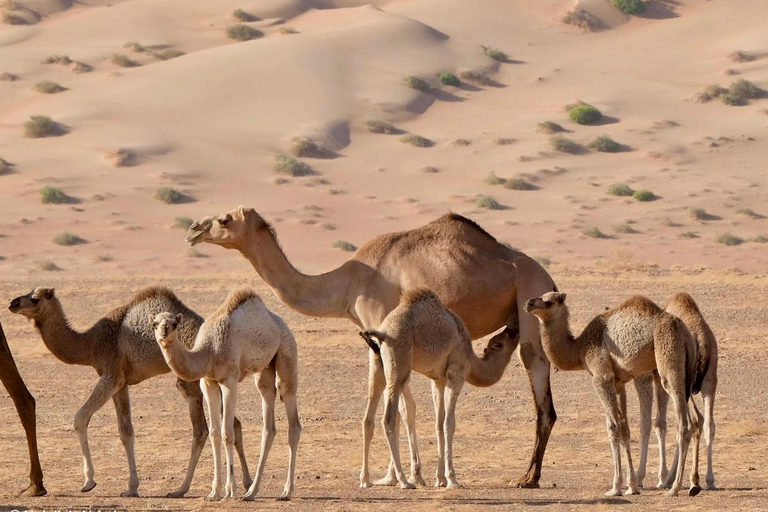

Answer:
[9,287,56,320]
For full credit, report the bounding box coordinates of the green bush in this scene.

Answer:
[752,234,768,244]
[40,186,69,204]
[403,75,431,93]
[504,178,537,191]
[689,207,708,220]
[550,136,582,154]
[705,84,726,99]
[484,172,505,185]
[33,81,65,94]
[482,45,507,62]
[233,8,259,22]
[583,227,608,239]
[459,71,493,86]
[475,195,502,210]
[23,116,58,138]
[52,232,85,246]
[290,138,330,158]
[364,119,398,134]
[151,48,186,60]
[274,154,312,176]
[538,121,564,134]
[279,26,298,35]
[332,240,357,252]
[607,183,634,196]
[613,223,637,234]
[154,187,185,204]
[42,55,72,65]
[400,133,432,147]
[588,135,621,153]
[736,207,761,218]
[569,104,603,125]
[123,41,145,52]
[679,231,699,239]
[729,79,762,100]
[720,92,744,106]
[614,0,645,14]
[562,9,601,31]
[111,53,139,67]
[715,232,744,246]
[633,189,655,202]
[439,72,461,87]
[227,24,263,41]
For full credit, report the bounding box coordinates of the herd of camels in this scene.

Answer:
[2,207,717,501]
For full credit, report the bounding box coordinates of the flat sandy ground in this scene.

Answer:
[0,271,766,511]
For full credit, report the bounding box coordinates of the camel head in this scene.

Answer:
[8,287,56,319]
[185,205,265,249]
[524,291,567,323]
[151,312,183,348]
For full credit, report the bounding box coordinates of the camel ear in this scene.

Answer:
[236,205,246,219]
[149,315,156,327]
[42,288,55,300]
[175,313,183,324]
[557,293,567,304]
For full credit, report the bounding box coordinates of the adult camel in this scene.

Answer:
[186,206,558,488]
[0,319,46,496]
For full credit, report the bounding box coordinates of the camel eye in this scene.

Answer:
[218,215,232,227]
[31,298,40,304]
[543,301,553,307]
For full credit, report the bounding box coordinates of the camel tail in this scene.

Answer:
[359,330,384,354]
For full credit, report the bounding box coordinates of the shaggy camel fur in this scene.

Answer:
[635,292,717,492]
[186,206,557,488]
[9,287,252,497]
[359,289,519,489]
[0,319,46,496]
[525,292,698,497]
[153,289,301,502]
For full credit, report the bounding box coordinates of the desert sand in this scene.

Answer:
[0,0,767,509]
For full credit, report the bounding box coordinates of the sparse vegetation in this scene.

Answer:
[0,157,8,175]
[173,216,194,229]
[562,8,601,31]
[123,41,145,52]
[494,137,514,145]
[504,177,537,191]
[458,70,493,86]
[720,92,743,106]
[23,115,58,138]
[279,26,298,35]
[689,207,709,221]
[607,183,635,196]
[475,195,502,210]
[274,154,312,176]
[569,103,603,125]
[332,240,357,252]
[38,261,61,271]
[730,79,762,100]
[736,207,761,218]
[151,48,186,60]
[613,223,637,234]
[233,8,259,22]
[0,71,18,81]
[538,121,564,134]
[364,119,399,134]
[400,133,432,148]
[679,231,699,239]
[40,186,69,204]
[403,75,431,93]
[588,135,621,153]
[52,232,85,246]
[439,72,461,87]
[584,227,608,239]
[482,45,507,62]
[633,189,655,202]
[111,53,139,67]
[33,80,65,94]
[484,172,505,185]
[550,135,582,154]
[613,0,645,15]
[704,84,726,99]
[291,138,330,158]
[227,24,263,41]
[729,51,755,64]
[534,256,552,268]
[42,55,72,65]
[715,232,744,246]
[752,234,768,244]
[154,187,185,204]
[106,148,137,167]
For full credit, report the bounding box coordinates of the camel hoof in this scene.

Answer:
[410,474,427,487]
[373,476,398,486]
[81,481,96,493]
[689,485,702,497]
[705,483,716,491]
[447,481,464,489]
[242,493,256,502]
[165,489,187,498]
[276,494,291,501]
[120,490,139,498]
[435,478,447,488]
[359,481,373,489]
[205,494,222,502]
[657,481,671,490]
[21,484,47,497]
[399,481,416,490]
[668,489,680,497]
[515,480,540,489]
[624,487,639,496]
[605,489,622,497]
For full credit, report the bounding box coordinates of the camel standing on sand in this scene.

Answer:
[9,287,252,497]
[0,320,46,496]
[524,292,698,497]
[186,206,558,488]
[635,292,717,491]
[152,288,301,502]
[359,289,519,488]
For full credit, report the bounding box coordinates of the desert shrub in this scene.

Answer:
[290,138,329,158]
[332,240,357,252]
[403,75,431,93]
[439,72,460,87]
[752,234,768,243]
[111,53,139,67]
[154,187,185,204]
[38,261,61,271]
[705,84,726,99]
[720,92,744,106]
[274,154,312,176]
[633,189,655,202]
[550,136,582,154]
[562,9,601,31]
[233,8,259,22]
[584,227,608,239]
[52,232,85,246]
[729,51,755,63]
[534,256,552,267]
[364,119,398,134]
[42,55,72,65]
[569,103,602,125]
[736,207,761,218]
[607,183,634,196]
[0,72,17,81]
[23,115,58,138]
[588,135,621,153]
[123,41,145,52]
[0,157,8,175]
[689,207,708,220]
[173,216,194,229]
[504,177,537,191]
[715,232,744,246]
[279,26,298,35]
[538,121,564,134]
[679,231,699,239]
[459,70,493,86]
[475,195,502,210]
[400,133,432,147]
[152,48,186,60]
[729,79,762,100]
[482,45,507,62]
[494,137,514,145]
[484,172,505,185]
[33,80,65,94]
[40,186,69,204]
[72,61,92,74]
[614,0,645,14]
[227,24,263,41]
[613,223,637,234]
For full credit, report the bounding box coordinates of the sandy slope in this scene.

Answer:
[0,0,767,279]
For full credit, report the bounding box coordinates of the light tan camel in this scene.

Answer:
[359,288,519,488]
[9,287,252,497]
[0,319,46,496]
[152,288,301,502]
[186,206,558,488]
[635,292,717,493]
[524,292,698,497]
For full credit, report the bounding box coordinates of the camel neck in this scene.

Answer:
[240,227,351,318]
[539,309,584,371]
[35,300,93,366]
[162,340,209,382]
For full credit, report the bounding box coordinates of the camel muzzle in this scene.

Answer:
[185,226,205,246]
[9,298,20,312]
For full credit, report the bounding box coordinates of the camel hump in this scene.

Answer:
[221,288,262,317]
[129,286,180,306]
[400,287,441,306]
[618,295,662,315]
[436,213,496,241]
[666,292,701,315]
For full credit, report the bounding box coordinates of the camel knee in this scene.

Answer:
[263,422,277,439]
[74,411,90,434]
[606,421,621,442]
[222,428,236,446]
[381,413,397,436]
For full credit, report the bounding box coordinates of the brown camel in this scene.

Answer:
[186,206,558,488]
[0,319,46,496]
[9,287,252,497]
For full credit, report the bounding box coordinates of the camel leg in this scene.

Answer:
[233,416,252,490]
[166,379,208,498]
[219,379,238,499]
[0,330,46,496]
[688,398,704,496]
[112,386,140,497]
[379,345,414,489]
[663,385,692,497]
[617,386,639,495]
[75,373,124,493]
[244,367,278,501]
[653,372,670,488]
[401,386,425,486]
[276,349,302,501]
[200,378,224,501]
[633,374,653,489]
[360,350,385,488]
[591,374,624,497]
[432,379,447,487]
[701,382,716,490]
[443,371,465,488]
